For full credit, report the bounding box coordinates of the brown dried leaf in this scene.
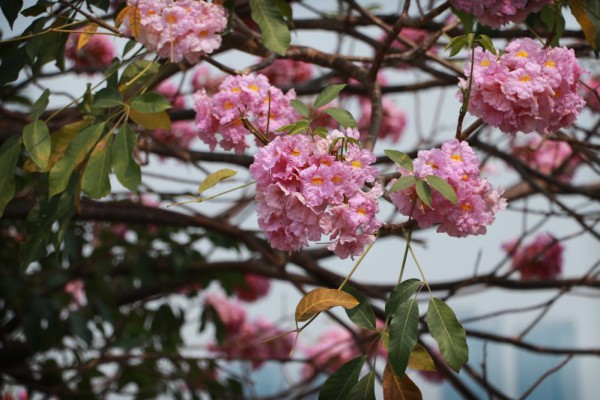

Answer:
[115,5,132,28]
[130,7,141,38]
[295,288,359,322]
[383,363,423,400]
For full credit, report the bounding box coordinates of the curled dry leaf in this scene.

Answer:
[295,288,359,322]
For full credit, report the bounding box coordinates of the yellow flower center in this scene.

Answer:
[427,162,439,170]
[231,87,241,93]
[248,84,260,92]
[545,60,556,68]
[165,14,178,24]
[311,177,324,185]
[331,175,343,184]
[516,51,528,58]
[519,75,532,82]
[461,173,469,181]
[357,207,366,215]
[480,59,490,67]
[223,101,234,110]
[199,31,208,38]
[461,203,473,211]
[291,149,300,156]
[351,160,362,168]
[451,154,462,162]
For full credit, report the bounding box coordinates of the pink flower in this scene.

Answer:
[234,274,271,302]
[510,134,580,182]
[450,0,552,29]
[204,293,246,335]
[123,0,227,63]
[249,129,382,258]
[502,233,563,280]
[193,74,298,153]
[302,327,361,378]
[260,59,313,87]
[390,139,506,237]
[459,38,585,134]
[191,64,223,95]
[65,27,115,72]
[64,280,87,309]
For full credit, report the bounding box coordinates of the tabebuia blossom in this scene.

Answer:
[122,0,227,63]
[302,327,361,378]
[194,74,298,153]
[390,139,506,237]
[234,273,271,302]
[65,28,115,72]
[502,233,563,280]
[191,64,223,95]
[249,128,382,258]
[459,38,585,134]
[204,293,293,369]
[450,0,552,29]
[150,81,197,149]
[358,98,407,143]
[510,134,580,182]
[260,59,313,87]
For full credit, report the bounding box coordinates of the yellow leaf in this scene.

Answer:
[23,158,41,173]
[199,169,238,193]
[130,7,141,38]
[47,118,93,171]
[568,0,597,50]
[407,343,436,372]
[129,109,171,130]
[115,5,132,28]
[383,363,423,400]
[77,24,98,51]
[295,288,359,322]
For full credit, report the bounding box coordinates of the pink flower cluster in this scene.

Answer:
[249,128,382,258]
[194,74,298,153]
[390,139,506,237]
[191,64,223,95]
[510,134,580,182]
[302,327,361,378]
[234,273,271,302]
[151,81,196,149]
[358,98,407,143]
[450,0,552,29]
[460,38,585,134]
[582,76,600,112]
[502,233,563,280]
[65,28,115,72]
[204,293,293,369]
[123,0,227,63]
[260,59,313,87]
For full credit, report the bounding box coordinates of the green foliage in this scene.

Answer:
[314,84,347,109]
[342,285,377,330]
[249,0,291,55]
[384,150,414,171]
[426,298,469,373]
[23,120,51,170]
[319,356,366,400]
[0,0,23,28]
[323,107,358,129]
[389,175,417,193]
[82,134,113,199]
[291,98,311,118]
[93,86,123,109]
[30,88,50,120]
[198,168,238,193]
[112,123,141,192]
[388,299,419,377]
[385,279,422,320]
[425,175,457,204]
[0,135,22,217]
[415,179,432,208]
[49,122,105,197]
[130,92,172,113]
[347,371,376,400]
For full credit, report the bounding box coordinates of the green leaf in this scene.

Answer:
[290,99,310,118]
[384,150,413,171]
[314,127,329,138]
[130,92,172,113]
[0,0,23,28]
[123,39,137,56]
[342,285,376,331]
[274,0,293,21]
[318,356,366,400]
[444,35,468,54]
[408,343,436,371]
[314,84,346,109]
[30,88,50,120]
[82,134,113,199]
[389,299,420,378]
[427,298,468,373]
[476,34,496,55]
[199,169,238,193]
[347,371,376,400]
[23,120,51,170]
[323,107,357,129]
[277,120,310,135]
[389,175,417,193]
[415,180,432,208]
[0,135,22,217]
[452,9,476,34]
[93,87,123,108]
[49,122,105,198]
[425,175,457,204]
[385,279,422,320]
[112,124,141,192]
[68,311,92,346]
[249,0,291,55]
